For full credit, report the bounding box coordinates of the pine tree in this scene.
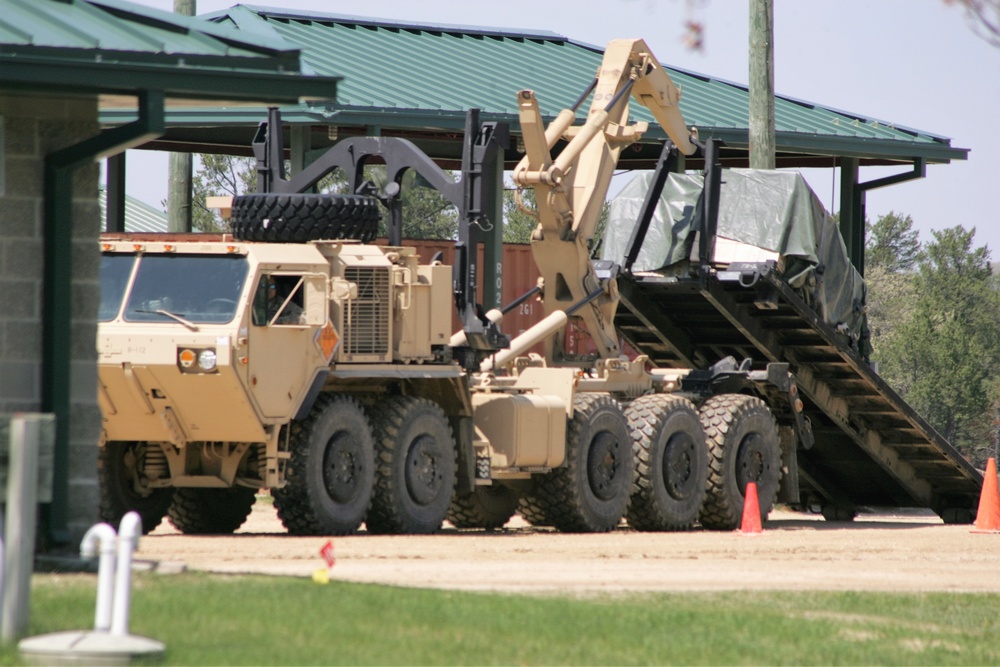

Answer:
[877,226,1000,465]
[865,211,920,273]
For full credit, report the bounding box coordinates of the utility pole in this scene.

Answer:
[168,0,196,232]
[749,0,775,169]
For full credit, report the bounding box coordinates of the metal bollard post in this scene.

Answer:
[1,414,52,641]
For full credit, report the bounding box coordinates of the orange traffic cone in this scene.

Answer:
[972,457,1000,533]
[740,481,763,534]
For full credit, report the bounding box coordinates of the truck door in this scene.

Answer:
[246,272,326,419]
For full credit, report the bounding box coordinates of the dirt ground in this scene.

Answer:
[136,500,1000,595]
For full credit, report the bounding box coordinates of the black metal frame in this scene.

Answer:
[613,137,982,517]
[621,136,724,278]
[252,107,510,363]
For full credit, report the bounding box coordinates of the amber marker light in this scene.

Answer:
[178,348,196,368]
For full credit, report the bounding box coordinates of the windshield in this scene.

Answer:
[114,254,249,324]
[99,254,136,322]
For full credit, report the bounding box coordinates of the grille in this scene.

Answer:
[342,266,391,357]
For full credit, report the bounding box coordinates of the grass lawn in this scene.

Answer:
[4,572,999,665]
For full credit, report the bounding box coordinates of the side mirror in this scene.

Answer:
[303,275,328,326]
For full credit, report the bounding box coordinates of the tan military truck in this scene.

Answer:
[96,39,751,536]
[97,37,978,537]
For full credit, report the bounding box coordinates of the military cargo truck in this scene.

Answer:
[97,39,981,536]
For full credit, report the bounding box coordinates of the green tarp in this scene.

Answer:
[602,168,869,349]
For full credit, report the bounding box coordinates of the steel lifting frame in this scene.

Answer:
[252,108,510,360]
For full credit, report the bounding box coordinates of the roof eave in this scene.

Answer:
[773,131,968,164]
[2,57,339,104]
[322,108,969,165]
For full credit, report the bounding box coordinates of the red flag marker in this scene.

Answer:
[320,540,336,569]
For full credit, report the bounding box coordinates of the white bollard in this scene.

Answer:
[80,523,118,632]
[111,512,142,637]
[1,415,43,642]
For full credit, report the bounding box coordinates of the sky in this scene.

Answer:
[119,0,1000,252]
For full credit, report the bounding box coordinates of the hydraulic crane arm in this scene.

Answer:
[512,38,695,364]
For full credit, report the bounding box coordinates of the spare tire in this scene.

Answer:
[231,193,380,243]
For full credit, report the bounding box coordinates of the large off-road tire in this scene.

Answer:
[272,394,375,536]
[167,487,257,535]
[516,493,552,527]
[231,193,380,243]
[626,395,708,531]
[98,441,173,534]
[528,393,633,533]
[699,394,782,531]
[939,506,975,525]
[447,485,518,530]
[367,397,456,534]
[821,503,857,522]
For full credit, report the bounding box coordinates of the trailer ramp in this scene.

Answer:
[616,262,982,522]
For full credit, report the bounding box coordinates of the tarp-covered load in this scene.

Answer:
[602,168,869,353]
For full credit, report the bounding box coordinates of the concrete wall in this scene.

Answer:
[0,93,102,546]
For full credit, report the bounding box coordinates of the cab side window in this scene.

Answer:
[253,275,306,326]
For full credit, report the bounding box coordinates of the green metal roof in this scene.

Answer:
[1,0,338,104]
[185,5,964,167]
[98,185,168,232]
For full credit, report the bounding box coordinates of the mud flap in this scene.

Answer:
[293,370,329,421]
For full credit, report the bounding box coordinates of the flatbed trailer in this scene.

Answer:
[615,252,982,522]
[604,141,982,522]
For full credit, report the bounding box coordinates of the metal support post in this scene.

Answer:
[2,414,53,641]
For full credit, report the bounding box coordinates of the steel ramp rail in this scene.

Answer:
[616,264,982,521]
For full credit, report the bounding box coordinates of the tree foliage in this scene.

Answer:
[946,0,1000,48]
[502,182,538,244]
[191,155,256,233]
[868,223,1000,466]
[865,211,920,273]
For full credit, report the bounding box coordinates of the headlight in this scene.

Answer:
[198,349,218,371]
[177,347,218,373]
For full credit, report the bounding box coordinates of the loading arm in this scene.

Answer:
[512,38,696,365]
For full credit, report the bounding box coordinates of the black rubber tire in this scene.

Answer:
[447,485,518,529]
[626,395,708,531]
[939,506,975,524]
[272,394,375,536]
[231,193,380,243]
[367,397,456,534]
[516,493,552,527]
[98,442,173,534]
[167,487,257,535]
[699,394,782,531]
[529,393,632,533]
[821,503,857,522]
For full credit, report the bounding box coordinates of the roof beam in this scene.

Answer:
[1,58,339,105]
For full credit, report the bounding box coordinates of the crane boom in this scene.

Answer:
[512,38,695,364]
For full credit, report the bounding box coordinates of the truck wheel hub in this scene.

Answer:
[323,432,365,503]
[663,432,697,499]
[588,431,624,501]
[405,435,442,505]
